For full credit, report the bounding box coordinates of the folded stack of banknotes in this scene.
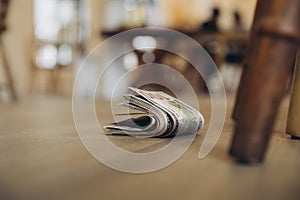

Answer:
[105,87,204,137]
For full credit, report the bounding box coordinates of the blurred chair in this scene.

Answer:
[30,0,80,94]
[221,32,248,92]
[0,0,17,101]
[224,38,247,66]
[30,40,75,94]
[230,0,300,163]
[134,48,206,94]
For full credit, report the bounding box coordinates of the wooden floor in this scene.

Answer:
[0,95,299,200]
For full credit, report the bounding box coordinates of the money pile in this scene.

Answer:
[105,87,204,137]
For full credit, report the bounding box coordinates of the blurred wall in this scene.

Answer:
[86,0,105,51]
[214,0,257,29]
[162,0,257,30]
[161,0,211,29]
[0,0,257,98]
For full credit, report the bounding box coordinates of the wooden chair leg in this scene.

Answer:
[286,49,300,139]
[229,0,300,163]
[0,36,17,101]
[232,0,268,121]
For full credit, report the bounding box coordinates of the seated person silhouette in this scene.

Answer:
[233,11,244,31]
[201,8,220,33]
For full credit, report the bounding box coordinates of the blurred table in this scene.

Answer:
[101,27,248,93]
[101,27,249,65]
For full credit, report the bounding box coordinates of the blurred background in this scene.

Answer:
[0,0,257,101]
[3,1,300,200]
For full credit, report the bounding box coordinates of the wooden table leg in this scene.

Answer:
[286,49,300,139]
[229,0,300,163]
[232,0,268,121]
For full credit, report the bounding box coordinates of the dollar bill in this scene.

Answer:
[105,87,204,137]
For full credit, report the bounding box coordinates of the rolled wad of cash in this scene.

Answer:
[105,87,204,137]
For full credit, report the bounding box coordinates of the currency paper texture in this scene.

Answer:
[105,87,204,137]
